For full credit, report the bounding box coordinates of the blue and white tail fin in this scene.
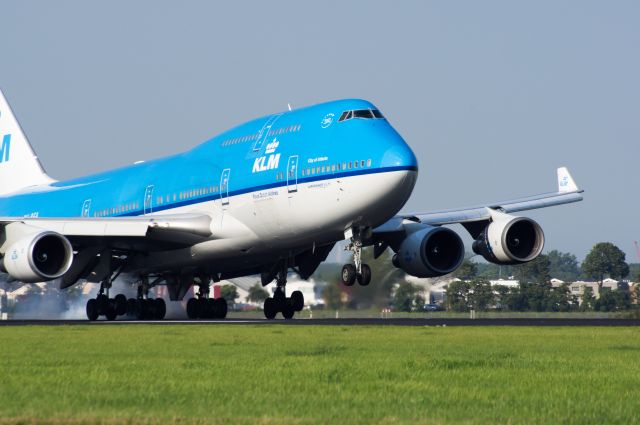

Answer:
[0,88,55,195]
[557,166,579,193]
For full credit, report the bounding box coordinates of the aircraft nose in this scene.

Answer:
[381,136,418,171]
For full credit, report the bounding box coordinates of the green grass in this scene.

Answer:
[0,325,639,425]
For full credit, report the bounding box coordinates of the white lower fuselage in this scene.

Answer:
[136,169,417,274]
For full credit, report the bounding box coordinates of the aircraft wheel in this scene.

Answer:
[264,297,277,320]
[114,294,127,316]
[105,301,117,321]
[154,298,166,320]
[201,298,213,319]
[291,290,304,311]
[126,298,137,316]
[86,298,99,321]
[214,298,228,319]
[341,264,357,286]
[96,294,109,315]
[281,299,295,320]
[145,299,157,320]
[186,298,199,319]
[135,299,147,320]
[357,264,372,286]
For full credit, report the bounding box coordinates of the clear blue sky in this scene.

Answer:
[1,1,639,261]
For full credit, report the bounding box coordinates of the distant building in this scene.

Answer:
[568,278,625,301]
[490,279,519,288]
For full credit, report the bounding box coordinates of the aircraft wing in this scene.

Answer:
[374,167,583,232]
[0,213,214,251]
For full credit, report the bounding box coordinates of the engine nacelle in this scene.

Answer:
[472,214,544,265]
[3,231,74,282]
[394,225,465,278]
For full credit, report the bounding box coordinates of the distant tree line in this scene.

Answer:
[312,241,639,312]
[446,242,637,313]
[474,244,636,284]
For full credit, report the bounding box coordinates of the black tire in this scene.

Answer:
[341,264,357,286]
[357,264,372,286]
[145,299,157,320]
[105,300,117,321]
[264,297,277,320]
[86,298,99,321]
[96,294,109,315]
[154,298,166,320]
[281,299,295,320]
[135,299,146,320]
[214,298,228,319]
[114,294,127,316]
[273,290,286,309]
[126,298,137,316]
[186,298,199,319]
[200,298,213,319]
[291,290,304,311]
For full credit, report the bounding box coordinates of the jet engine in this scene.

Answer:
[3,231,74,282]
[472,213,544,265]
[393,225,465,278]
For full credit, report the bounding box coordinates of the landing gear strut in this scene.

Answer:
[86,277,121,321]
[185,278,228,320]
[263,263,304,320]
[341,228,372,287]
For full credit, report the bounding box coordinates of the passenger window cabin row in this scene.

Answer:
[221,124,302,147]
[94,156,372,215]
[301,159,372,177]
[93,185,221,217]
[275,158,373,180]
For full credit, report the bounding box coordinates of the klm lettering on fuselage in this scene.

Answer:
[253,153,281,173]
[0,134,10,163]
[252,139,280,173]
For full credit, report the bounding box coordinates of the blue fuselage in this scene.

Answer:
[0,99,418,221]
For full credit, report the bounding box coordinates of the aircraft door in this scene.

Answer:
[220,168,230,206]
[144,185,154,214]
[287,155,299,193]
[81,199,91,217]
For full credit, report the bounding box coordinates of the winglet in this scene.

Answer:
[557,167,579,193]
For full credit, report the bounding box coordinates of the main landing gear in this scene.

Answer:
[85,277,167,321]
[262,265,304,320]
[185,280,228,319]
[341,229,372,287]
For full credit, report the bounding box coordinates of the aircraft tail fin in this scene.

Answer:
[557,167,579,193]
[0,88,55,195]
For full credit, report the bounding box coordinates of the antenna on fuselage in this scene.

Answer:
[287,103,292,111]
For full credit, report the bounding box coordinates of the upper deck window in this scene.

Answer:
[338,109,384,122]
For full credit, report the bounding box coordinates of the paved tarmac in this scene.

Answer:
[1,318,639,326]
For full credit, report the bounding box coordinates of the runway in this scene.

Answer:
[1,318,639,326]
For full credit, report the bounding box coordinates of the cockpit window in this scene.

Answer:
[338,109,384,122]
[353,109,374,119]
[339,110,353,121]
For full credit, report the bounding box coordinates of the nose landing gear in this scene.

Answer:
[341,228,372,287]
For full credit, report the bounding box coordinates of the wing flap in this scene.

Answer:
[0,214,212,239]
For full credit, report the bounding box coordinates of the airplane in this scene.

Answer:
[0,88,583,320]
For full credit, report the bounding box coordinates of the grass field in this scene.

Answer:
[0,325,639,425]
